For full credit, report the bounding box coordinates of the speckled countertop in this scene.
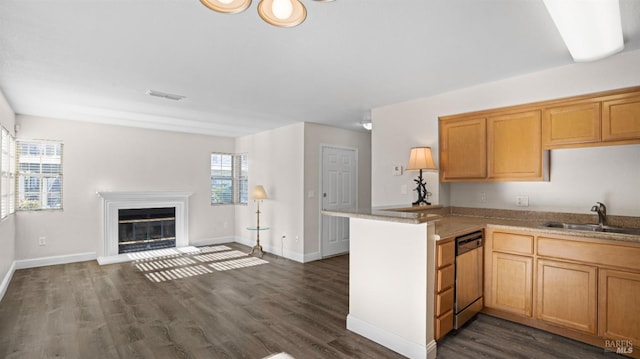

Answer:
[321,207,443,224]
[322,206,640,244]
[435,215,640,243]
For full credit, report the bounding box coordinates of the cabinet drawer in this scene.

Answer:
[436,287,454,316]
[435,310,454,341]
[493,231,534,255]
[437,240,455,268]
[537,237,640,271]
[437,264,455,292]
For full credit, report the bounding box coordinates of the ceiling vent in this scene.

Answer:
[146,90,186,101]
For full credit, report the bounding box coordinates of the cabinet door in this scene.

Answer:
[439,117,487,181]
[487,110,545,181]
[536,259,597,334]
[599,269,640,345]
[542,102,601,148]
[602,94,640,141]
[490,252,533,317]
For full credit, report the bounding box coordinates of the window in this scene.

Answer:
[1,127,16,218]
[16,140,63,211]
[211,153,247,205]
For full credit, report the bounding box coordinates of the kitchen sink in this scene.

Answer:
[541,222,640,236]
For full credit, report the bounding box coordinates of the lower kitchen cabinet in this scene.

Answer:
[485,227,640,357]
[535,259,597,334]
[490,252,533,317]
[599,268,640,347]
[434,238,455,340]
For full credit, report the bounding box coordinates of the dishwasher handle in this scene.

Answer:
[456,231,483,255]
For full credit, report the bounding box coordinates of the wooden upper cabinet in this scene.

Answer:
[439,117,487,181]
[602,93,640,141]
[542,101,601,148]
[487,110,546,181]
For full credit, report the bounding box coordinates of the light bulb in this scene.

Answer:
[218,0,233,3]
[272,0,293,20]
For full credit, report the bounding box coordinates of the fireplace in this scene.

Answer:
[118,207,176,254]
[97,192,192,264]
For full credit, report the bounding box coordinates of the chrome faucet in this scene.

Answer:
[591,202,607,227]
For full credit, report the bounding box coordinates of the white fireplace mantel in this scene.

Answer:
[97,191,193,265]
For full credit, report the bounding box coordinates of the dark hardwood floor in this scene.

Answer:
[0,243,623,358]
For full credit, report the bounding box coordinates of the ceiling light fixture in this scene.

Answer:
[200,0,334,28]
[146,90,186,101]
[543,0,624,62]
[361,110,372,130]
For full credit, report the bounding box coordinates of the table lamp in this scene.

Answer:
[406,147,437,206]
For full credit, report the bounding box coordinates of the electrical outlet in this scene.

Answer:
[38,236,46,246]
[516,196,529,207]
[479,192,486,203]
[295,236,299,242]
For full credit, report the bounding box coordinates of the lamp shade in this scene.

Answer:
[250,185,268,200]
[406,147,437,171]
[200,0,252,14]
[258,0,307,27]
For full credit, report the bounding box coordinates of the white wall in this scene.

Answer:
[235,123,306,261]
[235,122,372,262]
[14,115,236,260]
[372,49,640,216]
[0,88,16,296]
[303,123,371,257]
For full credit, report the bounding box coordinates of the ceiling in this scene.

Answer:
[1,0,639,137]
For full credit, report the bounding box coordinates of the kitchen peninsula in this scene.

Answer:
[322,207,442,359]
[325,205,640,359]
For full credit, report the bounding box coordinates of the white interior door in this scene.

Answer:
[321,146,357,257]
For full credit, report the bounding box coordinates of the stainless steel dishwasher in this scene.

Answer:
[454,230,484,329]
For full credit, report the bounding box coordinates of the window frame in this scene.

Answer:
[210,152,248,206]
[1,127,16,219]
[16,139,64,211]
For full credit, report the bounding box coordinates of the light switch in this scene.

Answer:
[393,165,403,176]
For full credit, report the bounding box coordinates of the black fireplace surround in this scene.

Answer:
[118,207,176,254]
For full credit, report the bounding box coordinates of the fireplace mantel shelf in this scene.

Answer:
[97,191,194,200]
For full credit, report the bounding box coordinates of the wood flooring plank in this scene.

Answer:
[0,242,624,359]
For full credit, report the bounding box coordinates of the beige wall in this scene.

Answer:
[235,122,371,262]
[14,115,236,260]
[235,123,306,261]
[373,49,640,216]
[0,89,16,292]
[303,123,371,257]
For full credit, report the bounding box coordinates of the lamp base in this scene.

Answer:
[248,243,264,258]
[412,199,431,207]
[412,169,432,207]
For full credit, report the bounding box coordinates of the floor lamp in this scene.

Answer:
[248,185,268,257]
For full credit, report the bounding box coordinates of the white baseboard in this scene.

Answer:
[0,261,16,303]
[15,252,97,270]
[346,314,436,359]
[302,251,322,263]
[235,236,307,263]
